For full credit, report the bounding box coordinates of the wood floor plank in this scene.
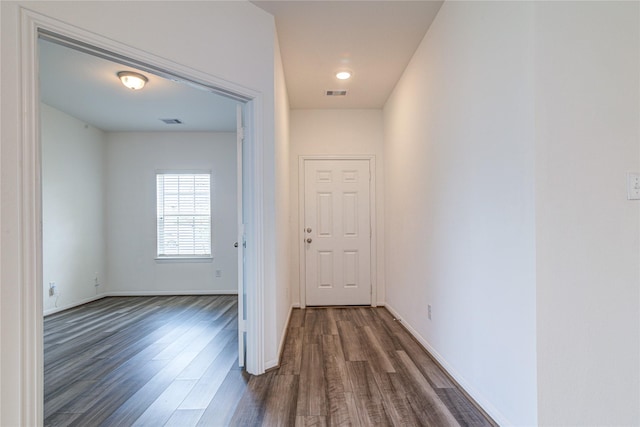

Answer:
[197,364,249,427]
[178,336,239,410]
[66,377,154,427]
[61,359,168,416]
[45,299,495,427]
[302,309,322,345]
[337,320,367,362]
[295,415,328,427]
[296,343,327,417]
[396,350,461,426]
[436,387,494,427]
[322,334,351,393]
[44,379,96,417]
[46,322,164,392]
[151,319,224,361]
[376,308,455,388]
[324,308,340,335]
[289,306,305,328]
[99,351,200,425]
[343,391,363,426]
[45,296,239,426]
[378,372,426,427]
[43,411,83,427]
[278,325,303,376]
[132,379,197,426]
[362,325,396,373]
[262,374,299,426]
[165,409,206,427]
[346,360,393,426]
[278,326,304,375]
[227,371,275,426]
[176,327,235,380]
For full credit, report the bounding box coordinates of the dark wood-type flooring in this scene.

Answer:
[44,295,495,426]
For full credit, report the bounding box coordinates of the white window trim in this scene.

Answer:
[155,170,213,260]
[154,256,213,263]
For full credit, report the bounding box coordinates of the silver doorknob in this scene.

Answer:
[234,242,238,248]
[306,238,312,243]
[306,227,312,233]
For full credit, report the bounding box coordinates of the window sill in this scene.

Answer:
[155,256,213,263]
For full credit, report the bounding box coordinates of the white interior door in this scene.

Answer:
[236,104,246,367]
[304,159,372,306]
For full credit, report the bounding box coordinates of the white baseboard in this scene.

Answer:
[265,304,296,371]
[105,290,238,296]
[383,302,509,427]
[43,290,238,317]
[43,293,106,316]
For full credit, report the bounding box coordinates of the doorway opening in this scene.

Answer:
[38,32,249,423]
[19,9,265,423]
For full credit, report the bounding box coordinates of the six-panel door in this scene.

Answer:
[304,159,371,306]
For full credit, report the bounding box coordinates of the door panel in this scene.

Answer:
[304,159,371,306]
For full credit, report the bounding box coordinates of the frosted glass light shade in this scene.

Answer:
[117,71,148,90]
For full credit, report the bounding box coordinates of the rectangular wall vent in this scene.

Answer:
[326,90,347,97]
[160,118,183,124]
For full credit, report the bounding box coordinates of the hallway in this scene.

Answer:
[44,296,493,426]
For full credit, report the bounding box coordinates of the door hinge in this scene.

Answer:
[239,319,246,332]
[238,126,245,141]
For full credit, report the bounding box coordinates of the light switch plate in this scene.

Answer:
[628,173,640,200]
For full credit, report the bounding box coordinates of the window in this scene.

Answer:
[156,172,211,258]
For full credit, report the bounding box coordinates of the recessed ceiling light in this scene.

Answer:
[117,71,148,90]
[336,71,352,80]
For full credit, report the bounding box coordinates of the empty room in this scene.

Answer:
[40,38,243,425]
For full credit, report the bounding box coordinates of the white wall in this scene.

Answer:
[41,113,237,303]
[383,2,536,425]
[1,2,279,424]
[272,31,292,367]
[41,104,107,314]
[106,132,237,295]
[289,109,385,307]
[535,2,640,425]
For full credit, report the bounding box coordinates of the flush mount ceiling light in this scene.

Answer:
[336,71,352,80]
[117,71,148,90]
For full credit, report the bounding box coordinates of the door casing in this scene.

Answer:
[298,155,377,308]
[18,8,267,424]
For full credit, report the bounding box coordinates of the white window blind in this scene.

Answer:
[156,173,211,257]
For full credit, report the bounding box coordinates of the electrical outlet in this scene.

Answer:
[428,304,432,320]
[215,269,222,278]
[49,282,57,297]
[94,274,100,287]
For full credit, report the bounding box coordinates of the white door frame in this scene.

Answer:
[298,155,377,309]
[19,9,266,425]
[236,104,246,368]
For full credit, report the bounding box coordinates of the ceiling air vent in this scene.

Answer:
[160,118,183,125]
[326,90,347,97]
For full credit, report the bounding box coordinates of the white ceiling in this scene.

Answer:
[39,1,443,131]
[39,39,238,132]
[253,0,443,109]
